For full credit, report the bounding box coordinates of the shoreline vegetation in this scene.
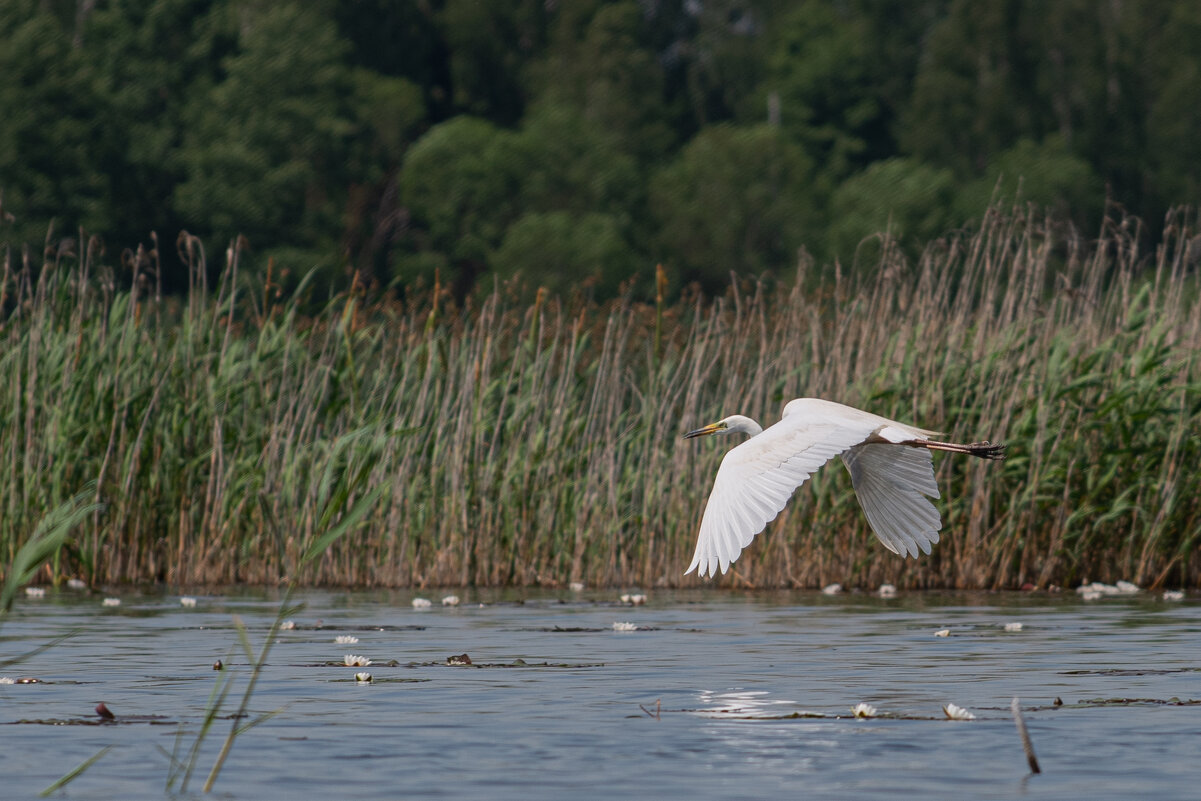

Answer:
[3,205,1199,590]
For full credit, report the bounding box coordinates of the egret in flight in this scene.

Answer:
[683,398,1004,578]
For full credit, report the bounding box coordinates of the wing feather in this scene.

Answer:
[686,418,875,577]
[840,443,942,558]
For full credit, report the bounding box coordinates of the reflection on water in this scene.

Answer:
[0,589,1197,800]
[695,688,813,717]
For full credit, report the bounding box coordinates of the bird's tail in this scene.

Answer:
[921,440,1006,460]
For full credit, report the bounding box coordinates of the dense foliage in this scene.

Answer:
[2,0,1199,296]
[4,207,1199,588]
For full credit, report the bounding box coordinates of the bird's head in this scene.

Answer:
[683,415,759,439]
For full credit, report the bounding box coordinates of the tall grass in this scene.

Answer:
[2,205,1198,589]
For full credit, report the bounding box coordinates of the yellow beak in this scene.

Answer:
[683,421,725,439]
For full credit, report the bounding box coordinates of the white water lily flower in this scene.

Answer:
[441,595,460,607]
[24,587,45,598]
[1115,580,1140,594]
[1078,581,1121,596]
[568,582,585,592]
[279,620,296,630]
[876,584,897,598]
[411,598,432,609]
[335,635,359,644]
[180,597,197,608]
[66,578,86,590]
[1163,590,1184,601]
[102,597,121,607]
[934,629,950,637]
[612,621,638,631]
[851,703,877,718]
[0,677,14,685]
[821,583,842,595]
[343,654,371,667]
[1080,589,1103,601]
[943,703,976,720]
[1003,622,1023,632]
[354,672,372,683]
[620,593,647,605]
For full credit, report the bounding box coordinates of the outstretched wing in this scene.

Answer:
[686,417,874,578]
[840,443,941,557]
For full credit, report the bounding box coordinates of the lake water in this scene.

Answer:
[1,587,1197,800]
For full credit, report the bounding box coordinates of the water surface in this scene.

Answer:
[1,588,1197,799]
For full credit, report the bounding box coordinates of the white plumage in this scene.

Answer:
[683,398,1003,578]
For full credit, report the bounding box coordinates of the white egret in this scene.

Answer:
[683,398,1004,578]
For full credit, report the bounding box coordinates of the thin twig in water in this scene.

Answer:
[639,699,662,720]
[1011,697,1041,774]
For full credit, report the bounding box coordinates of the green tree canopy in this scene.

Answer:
[398,116,521,289]
[953,136,1102,224]
[440,0,546,124]
[0,3,118,245]
[534,0,674,162]
[509,105,642,220]
[651,123,817,290]
[172,3,358,266]
[2,0,1198,299]
[765,0,883,180]
[829,158,957,265]
[493,211,637,296]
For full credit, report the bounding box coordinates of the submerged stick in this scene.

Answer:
[639,699,661,720]
[1010,697,1041,774]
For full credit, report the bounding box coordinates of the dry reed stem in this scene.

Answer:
[2,205,1199,588]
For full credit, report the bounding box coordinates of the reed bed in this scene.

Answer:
[2,205,1199,589]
